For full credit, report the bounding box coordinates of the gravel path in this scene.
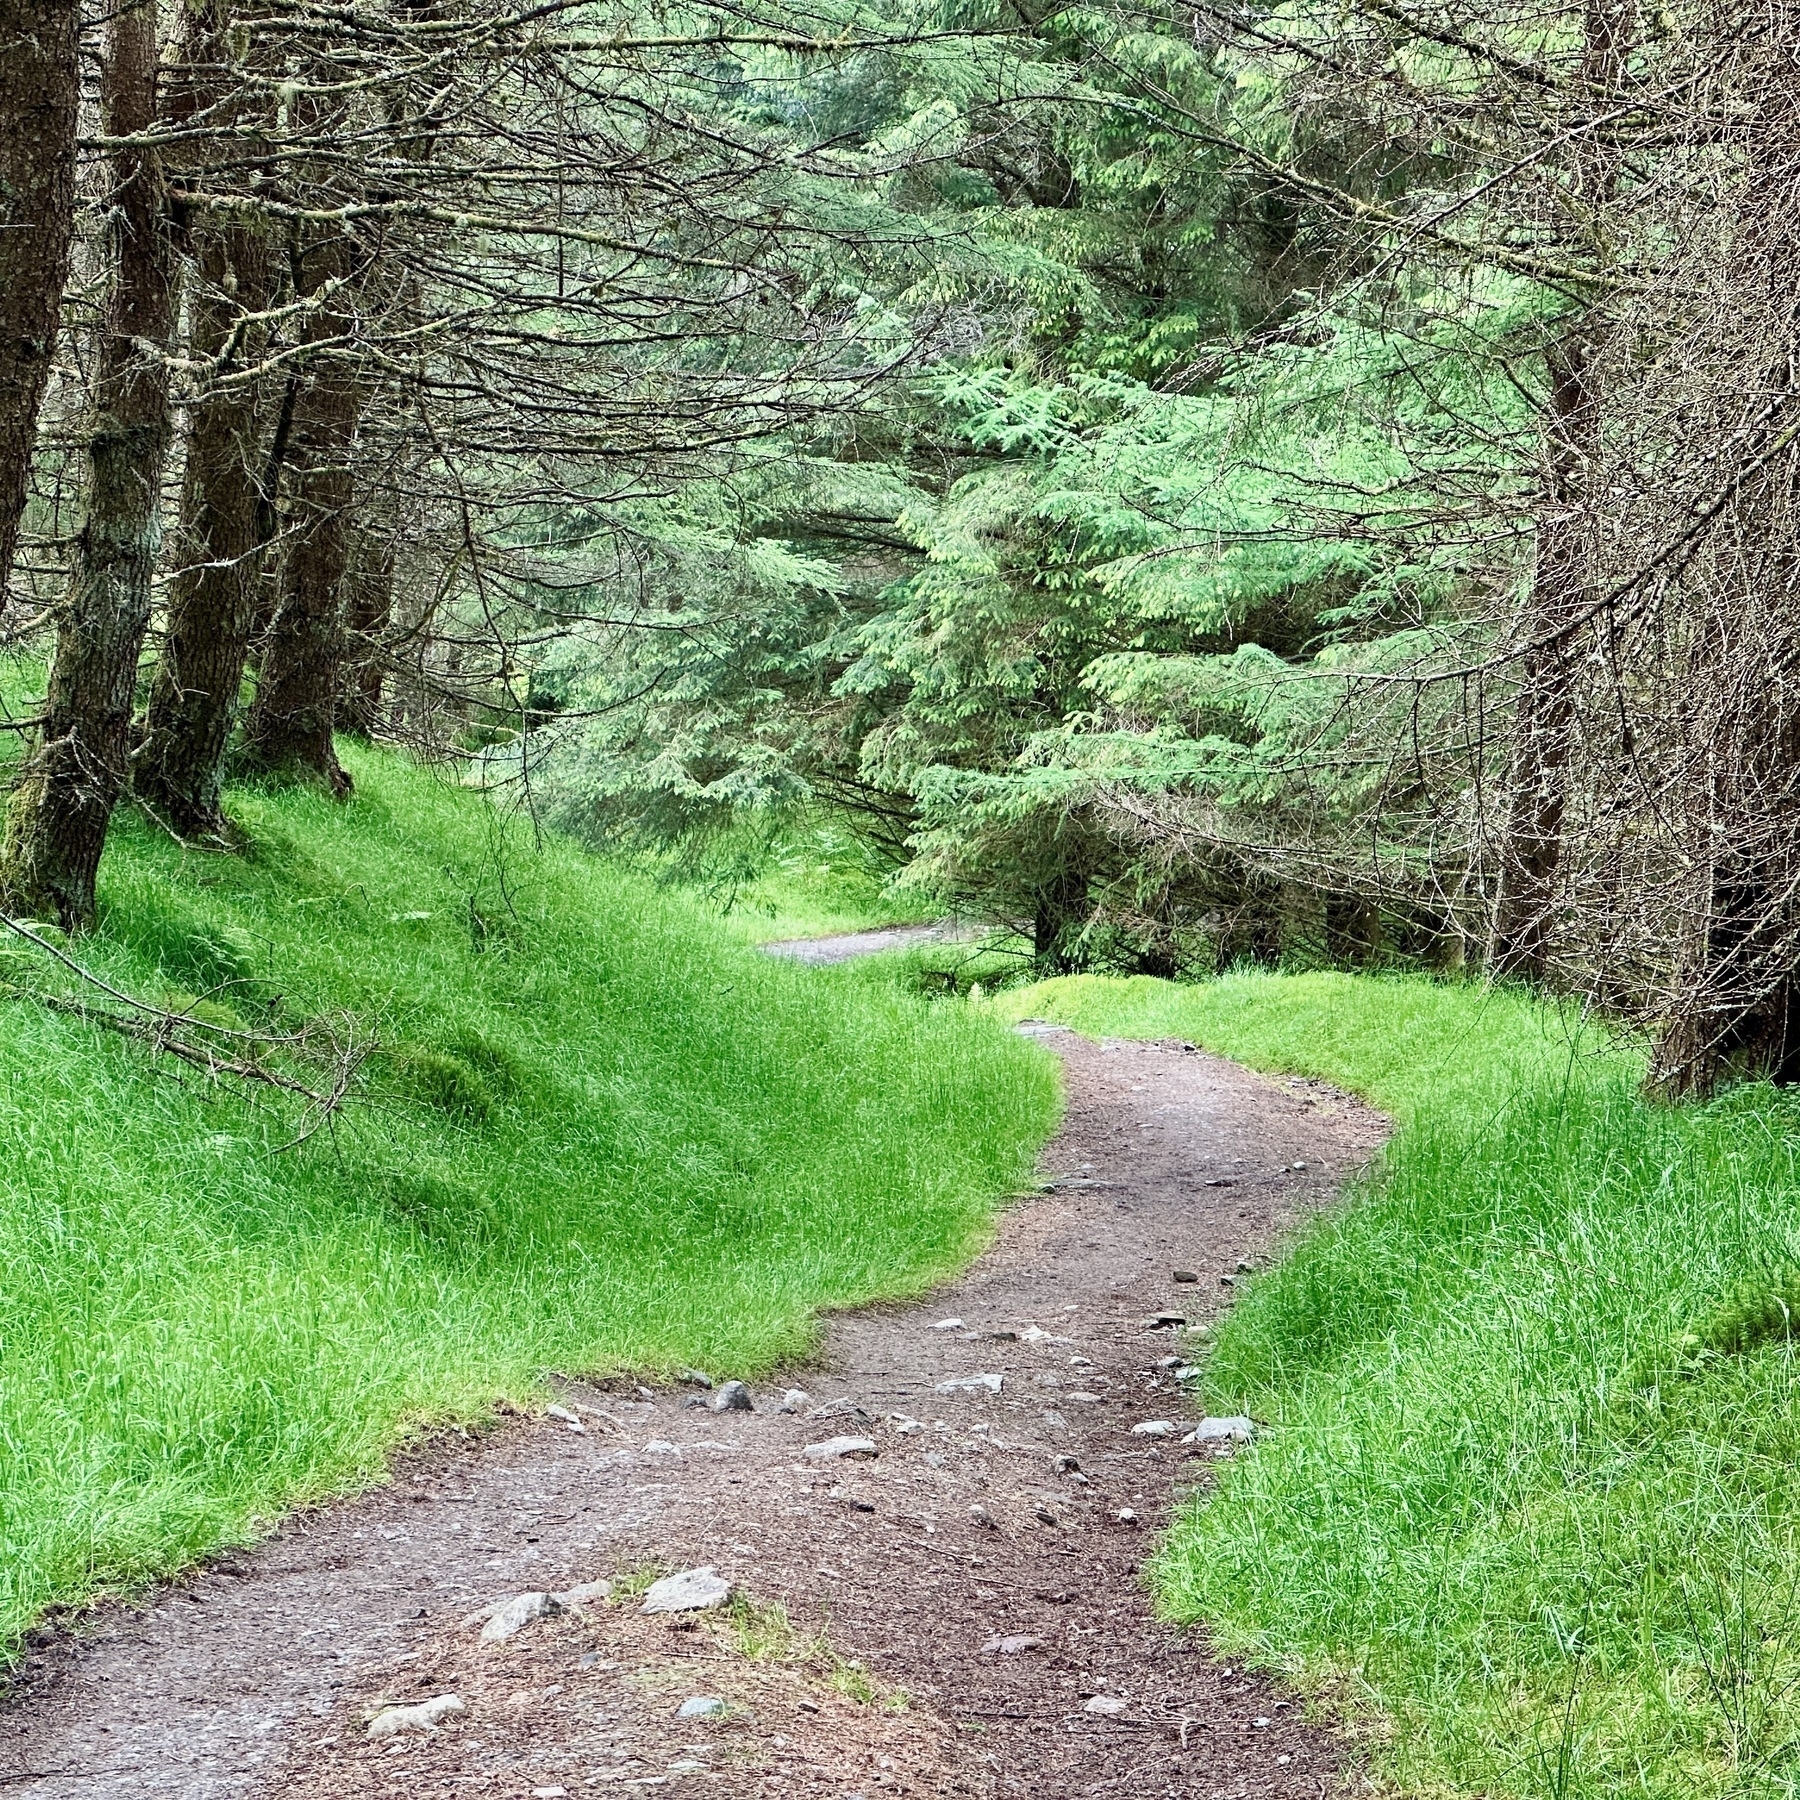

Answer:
[1,1025,1386,1800]
[758,923,981,963]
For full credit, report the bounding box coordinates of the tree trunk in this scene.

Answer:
[0,0,80,611]
[1487,0,1628,984]
[1644,18,1800,1100]
[133,0,280,836]
[338,503,397,738]
[134,222,276,836]
[1488,339,1595,982]
[239,241,361,794]
[0,0,177,929]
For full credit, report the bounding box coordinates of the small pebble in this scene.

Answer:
[970,1504,998,1529]
[1254,1715,1272,1728]
[981,1634,1046,1655]
[1085,1695,1129,1716]
[777,1389,810,1413]
[680,1368,714,1389]
[1132,1420,1176,1437]
[931,1318,965,1330]
[545,1404,585,1431]
[710,1380,753,1413]
[1116,1508,1138,1524]
[1172,1269,1199,1283]
[934,1373,1004,1396]
[677,1696,728,1719]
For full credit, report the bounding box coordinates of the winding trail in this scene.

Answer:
[2,1015,1385,1800]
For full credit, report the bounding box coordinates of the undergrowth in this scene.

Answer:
[996,970,1800,1800]
[0,747,1056,1658]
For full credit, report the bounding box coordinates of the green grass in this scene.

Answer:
[995,971,1800,1800]
[0,747,1057,1655]
[659,814,943,944]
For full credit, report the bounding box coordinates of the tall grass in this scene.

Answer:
[998,971,1800,1799]
[0,747,1056,1656]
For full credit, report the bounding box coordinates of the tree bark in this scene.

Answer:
[1643,12,1800,1099]
[1488,339,1596,982]
[238,244,362,795]
[0,0,178,929]
[134,221,277,836]
[1487,0,1628,984]
[0,0,80,611]
[133,0,279,837]
[337,500,398,738]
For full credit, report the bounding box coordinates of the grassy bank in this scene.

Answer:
[0,748,1057,1655]
[997,971,1800,1800]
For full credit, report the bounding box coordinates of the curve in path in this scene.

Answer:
[2,1026,1386,1800]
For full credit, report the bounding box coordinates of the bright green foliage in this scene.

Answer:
[997,971,1800,1799]
[0,746,1056,1657]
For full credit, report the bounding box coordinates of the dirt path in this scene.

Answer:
[1,1027,1385,1800]
[758,923,981,963]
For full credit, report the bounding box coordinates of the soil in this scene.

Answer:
[0,1026,1388,1800]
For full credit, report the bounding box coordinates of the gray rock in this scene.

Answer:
[553,1580,614,1608]
[477,1591,563,1643]
[680,1368,714,1389]
[802,1436,878,1460]
[931,1318,965,1330]
[641,1566,733,1614]
[1115,1508,1139,1524]
[777,1388,810,1413]
[934,1373,1003,1396]
[969,1504,998,1529]
[1172,1269,1199,1283]
[1131,1420,1176,1437]
[677,1696,729,1719]
[1186,1415,1255,1444]
[545,1404,586,1431]
[1084,1695,1128,1716]
[1067,1391,1103,1404]
[710,1381,754,1413]
[367,1694,464,1737]
[981,1634,1046,1655]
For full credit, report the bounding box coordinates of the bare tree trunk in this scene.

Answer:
[1487,0,1628,984]
[0,0,80,610]
[337,488,398,738]
[0,0,178,929]
[134,221,277,836]
[1488,339,1598,981]
[1644,11,1800,1099]
[239,243,362,795]
[133,0,280,837]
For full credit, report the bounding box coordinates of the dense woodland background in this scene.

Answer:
[3,0,1800,1098]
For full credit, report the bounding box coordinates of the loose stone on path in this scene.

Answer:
[640,1567,732,1614]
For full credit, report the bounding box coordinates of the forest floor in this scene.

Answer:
[1,1025,1386,1800]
